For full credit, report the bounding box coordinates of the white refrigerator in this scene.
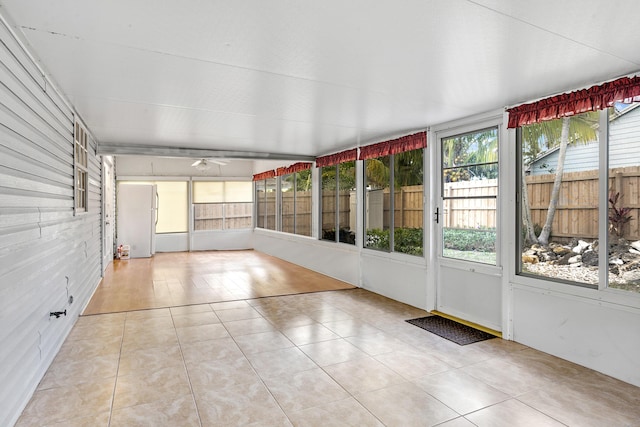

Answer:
[116,183,157,258]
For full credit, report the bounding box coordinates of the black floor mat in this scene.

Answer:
[406,315,496,346]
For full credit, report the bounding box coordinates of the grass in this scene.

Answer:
[443,249,497,265]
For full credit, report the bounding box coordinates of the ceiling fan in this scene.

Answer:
[191,158,229,171]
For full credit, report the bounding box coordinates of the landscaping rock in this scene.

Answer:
[581,250,598,267]
[553,246,572,255]
[621,270,640,283]
[573,240,590,253]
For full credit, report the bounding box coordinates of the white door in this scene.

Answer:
[433,123,503,331]
[102,156,115,272]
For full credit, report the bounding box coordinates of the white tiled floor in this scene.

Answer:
[17,289,640,426]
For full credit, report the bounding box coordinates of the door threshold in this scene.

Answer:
[430,310,502,338]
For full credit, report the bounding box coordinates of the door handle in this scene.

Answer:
[434,207,439,224]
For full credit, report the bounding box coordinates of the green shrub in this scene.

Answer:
[366,227,424,256]
[394,227,423,256]
[365,228,390,250]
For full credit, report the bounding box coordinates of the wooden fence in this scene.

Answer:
[194,203,253,230]
[527,166,640,240]
[259,165,640,241]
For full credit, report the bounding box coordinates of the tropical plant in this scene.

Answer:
[442,128,498,182]
[608,191,633,237]
[321,161,356,191]
[521,112,599,245]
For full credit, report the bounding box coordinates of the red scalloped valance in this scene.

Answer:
[252,170,276,181]
[507,75,640,128]
[316,148,358,168]
[275,162,312,176]
[358,131,427,160]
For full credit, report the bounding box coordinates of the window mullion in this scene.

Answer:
[335,166,340,243]
[598,109,609,291]
[389,154,394,252]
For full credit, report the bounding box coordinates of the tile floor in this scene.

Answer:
[83,251,355,315]
[17,288,640,426]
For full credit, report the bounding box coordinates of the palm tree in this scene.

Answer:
[521,112,599,246]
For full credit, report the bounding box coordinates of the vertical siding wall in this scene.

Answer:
[0,20,103,427]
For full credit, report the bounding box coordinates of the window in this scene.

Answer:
[256,180,266,228]
[320,161,356,244]
[518,112,599,286]
[364,148,424,256]
[511,75,640,293]
[441,128,498,264]
[74,122,88,212]
[193,181,253,230]
[281,170,312,236]
[607,102,640,293]
[255,177,277,231]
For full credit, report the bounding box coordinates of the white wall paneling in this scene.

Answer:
[155,232,188,253]
[116,156,255,178]
[0,17,102,426]
[512,285,640,387]
[253,229,359,285]
[191,230,253,252]
[360,251,428,310]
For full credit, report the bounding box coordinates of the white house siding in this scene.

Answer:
[0,19,103,427]
[530,106,640,176]
[609,106,640,164]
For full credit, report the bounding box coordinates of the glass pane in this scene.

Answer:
[442,127,498,264]
[281,173,295,234]
[225,202,253,229]
[224,181,253,202]
[365,156,390,251]
[194,203,223,230]
[338,161,356,244]
[442,128,498,168]
[394,149,423,255]
[607,103,640,293]
[265,178,276,230]
[321,166,337,242]
[193,182,224,203]
[155,181,188,233]
[256,180,265,228]
[443,198,496,264]
[518,111,599,285]
[295,170,312,236]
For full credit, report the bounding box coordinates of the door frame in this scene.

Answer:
[101,156,115,273]
[427,112,505,331]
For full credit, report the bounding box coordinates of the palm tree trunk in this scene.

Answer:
[521,164,538,244]
[538,117,570,245]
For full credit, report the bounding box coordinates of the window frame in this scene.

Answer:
[440,126,499,265]
[514,107,640,297]
[319,162,357,245]
[192,181,253,231]
[363,147,425,257]
[74,121,89,214]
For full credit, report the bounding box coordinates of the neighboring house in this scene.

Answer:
[529,103,640,175]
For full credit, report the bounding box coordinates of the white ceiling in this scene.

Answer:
[2,0,639,160]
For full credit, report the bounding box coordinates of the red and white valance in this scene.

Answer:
[315,148,358,168]
[275,162,312,176]
[252,170,276,181]
[507,75,640,128]
[358,131,427,161]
